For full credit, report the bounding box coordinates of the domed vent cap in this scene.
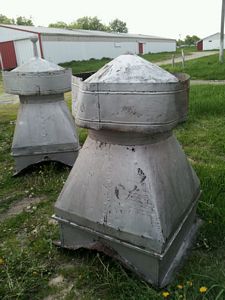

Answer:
[11,57,64,73]
[85,54,178,84]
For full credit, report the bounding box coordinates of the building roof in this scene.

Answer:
[0,24,176,41]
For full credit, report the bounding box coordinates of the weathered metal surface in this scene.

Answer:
[3,69,71,95]
[53,216,202,287]
[72,56,190,129]
[3,37,79,174]
[3,44,71,95]
[55,54,200,287]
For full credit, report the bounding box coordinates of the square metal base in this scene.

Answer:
[53,203,201,288]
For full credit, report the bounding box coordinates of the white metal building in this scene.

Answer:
[197,33,223,51]
[0,24,176,69]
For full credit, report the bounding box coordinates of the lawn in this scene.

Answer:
[164,52,225,80]
[142,47,196,63]
[60,47,196,75]
[0,85,225,299]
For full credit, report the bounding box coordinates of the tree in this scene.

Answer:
[108,18,128,33]
[49,21,68,28]
[0,14,15,24]
[69,16,107,31]
[47,16,128,33]
[16,16,33,26]
[0,14,33,26]
[184,35,200,46]
[176,39,184,47]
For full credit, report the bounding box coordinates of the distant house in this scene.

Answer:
[0,24,176,70]
[197,33,222,51]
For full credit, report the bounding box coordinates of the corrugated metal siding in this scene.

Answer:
[201,33,225,50]
[42,40,138,63]
[203,38,218,50]
[14,38,41,65]
[144,41,176,53]
[43,40,176,63]
[0,41,17,70]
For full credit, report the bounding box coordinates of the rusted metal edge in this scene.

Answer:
[53,240,119,258]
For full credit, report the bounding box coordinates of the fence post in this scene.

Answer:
[181,49,185,68]
[172,54,175,67]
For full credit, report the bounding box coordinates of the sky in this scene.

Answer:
[1,0,223,40]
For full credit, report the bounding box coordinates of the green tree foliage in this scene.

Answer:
[16,16,33,26]
[47,16,128,33]
[0,14,33,26]
[109,18,128,33]
[177,35,201,46]
[69,16,107,31]
[184,35,200,46]
[48,21,68,29]
[177,39,184,46]
[0,14,15,24]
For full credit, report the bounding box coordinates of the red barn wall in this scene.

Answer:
[0,41,17,70]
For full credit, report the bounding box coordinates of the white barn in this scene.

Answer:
[197,33,222,51]
[0,24,176,69]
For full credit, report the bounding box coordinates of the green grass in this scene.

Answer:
[60,47,196,75]
[164,52,225,80]
[1,85,225,299]
[142,47,196,63]
[60,57,112,75]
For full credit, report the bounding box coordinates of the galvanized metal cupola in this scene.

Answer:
[3,37,79,174]
[54,54,200,287]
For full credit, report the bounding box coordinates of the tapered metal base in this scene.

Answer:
[54,131,200,287]
[12,94,79,174]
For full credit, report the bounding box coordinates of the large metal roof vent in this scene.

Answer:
[3,37,79,174]
[72,54,190,126]
[54,54,200,287]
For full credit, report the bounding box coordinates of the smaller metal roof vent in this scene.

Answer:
[3,37,79,174]
[73,54,190,132]
[3,37,71,96]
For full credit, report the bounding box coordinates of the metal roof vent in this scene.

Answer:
[3,37,79,174]
[54,54,200,287]
[72,54,190,126]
